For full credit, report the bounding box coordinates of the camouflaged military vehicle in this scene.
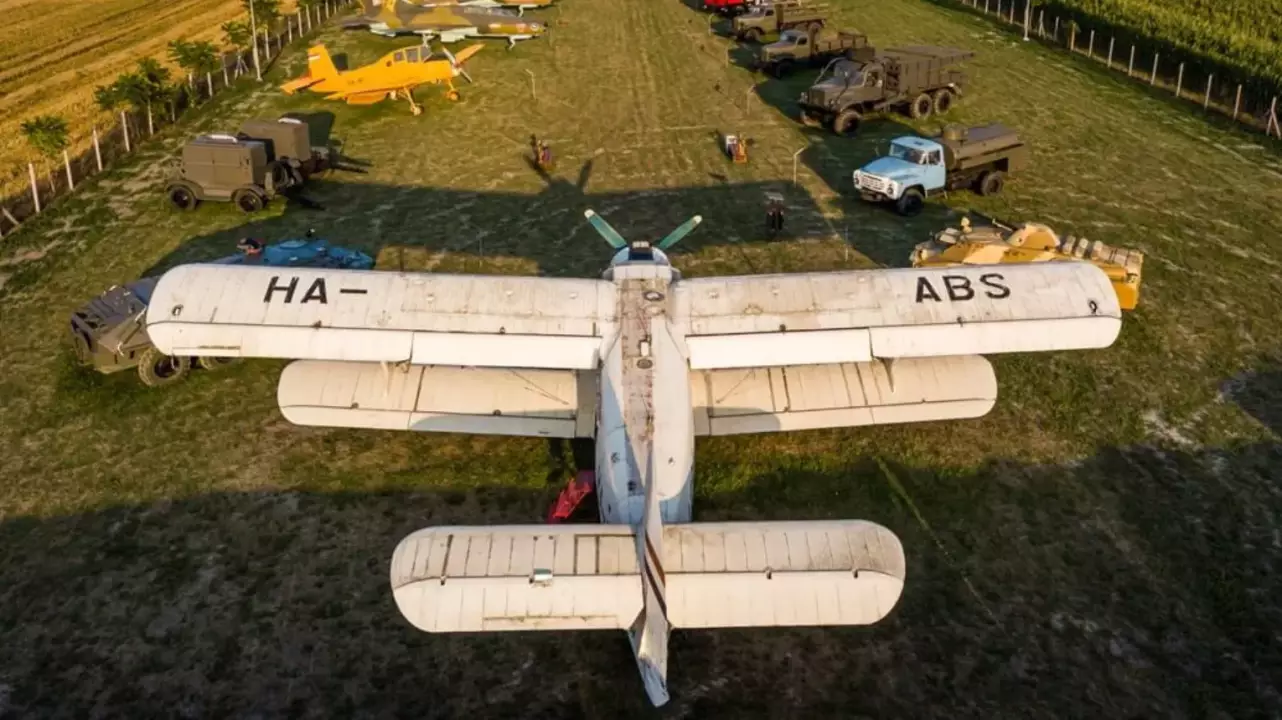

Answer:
[69,236,375,387]
[165,134,299,213]
[732,1,828,42]
[237,117,333,186]
[798,46,974,135]
[756,28,872,77]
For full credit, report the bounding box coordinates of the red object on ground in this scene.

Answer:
[546,470,596,523]
[703,0,748,10]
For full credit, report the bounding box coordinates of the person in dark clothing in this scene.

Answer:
[765,193,785,238]
[237,237,264,256]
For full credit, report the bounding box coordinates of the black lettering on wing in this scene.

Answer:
[915,277,942,303]
[980,273,1010,299]
[943,275,975,302]
[264,275,298,303]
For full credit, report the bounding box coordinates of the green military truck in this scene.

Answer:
[798,46,975,135]
[732,1,828,42]
[756,28,873,77]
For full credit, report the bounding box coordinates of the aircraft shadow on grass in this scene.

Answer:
[143,147,839,280]
[4,363,1281,717]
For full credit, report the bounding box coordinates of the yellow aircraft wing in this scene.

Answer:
[331,91,391,105]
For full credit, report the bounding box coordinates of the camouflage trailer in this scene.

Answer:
[164,134,299,213]
[237,117,332,186]
[68,237,375,387]
[798,46,975,135]
[756,28,873,77]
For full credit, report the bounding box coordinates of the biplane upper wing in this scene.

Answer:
[145,264,618,369]
[671,261,1121,432]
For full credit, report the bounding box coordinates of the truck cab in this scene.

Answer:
[854,137,946,200]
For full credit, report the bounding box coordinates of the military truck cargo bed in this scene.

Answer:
[936,123,1028,173]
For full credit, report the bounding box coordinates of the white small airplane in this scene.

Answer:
[143,211,1122,706]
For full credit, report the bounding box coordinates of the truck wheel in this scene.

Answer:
[744,27,762,42]
[807,21,823,35]
[909,93,933,120]
[978,170,1005,196]
[137,348,191,387]
[167,183,199,211]
[268,161,291,189]
[895,188,925,217]
[233,189,265,213]
[197,356,240,371]
[799,110,821,128]
[932,88,955,115]
[833,109,862,135]
[772,59,793,77]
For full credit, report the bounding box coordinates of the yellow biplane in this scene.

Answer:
[281,43,482,115]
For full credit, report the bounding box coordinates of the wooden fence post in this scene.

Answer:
[222,62,230,86]
[206,71,213,97]
[63,149,74,191]
[121,111,131,152]
[1128,45,1135,75]
[1107,37,1114,68]
[28,163,40,214]
[92,126,103,171]
[1069,25,1075,52]
[1175,62,1184,98]
[1151,53,1158,85]
[1233,84,1242,120]
[1204,74,1212,109]
[1087,30,1094,58]
[984,0,990,14]
[1038,10,1045,37]
[1053,16,1059,41]
[1269,97,1280,138]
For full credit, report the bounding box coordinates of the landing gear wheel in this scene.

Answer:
[932,87,955,115]
[167,183,199,211]
[977,170,1005,196]
[895,188,925,217]
[446,89,460,101]
[137,348,191,387]
[233,189,264,213]
[197,356,239,371]
[833,108,862,135]
[411,104,423,116]
[910,93,933,120]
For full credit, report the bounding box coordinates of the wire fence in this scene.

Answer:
[0,0,356,239]
[948,0,1282,139]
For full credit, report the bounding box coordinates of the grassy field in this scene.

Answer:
[0,0,296,200]
[2,0,1282,715]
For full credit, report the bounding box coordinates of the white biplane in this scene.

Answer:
[143,211,1122,706]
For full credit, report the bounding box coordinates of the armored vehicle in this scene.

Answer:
[852,123,1028,215]
[732,1,827,42]
[798,46,974,134]
[69,236,375,387]
[165,134,301,213]
[756,28,872,77]
[237,117,332,186]
[911,218,1144,310]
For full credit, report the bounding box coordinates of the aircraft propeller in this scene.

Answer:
[583,210,703,252]
[441,46,474,83]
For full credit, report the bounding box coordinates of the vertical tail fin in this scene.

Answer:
[281,45,337,94]
[628,463,671,706]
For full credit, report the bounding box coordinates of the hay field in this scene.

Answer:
[0,0,300,199]
[1,0,1282,716]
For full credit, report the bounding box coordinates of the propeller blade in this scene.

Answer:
[584,209,628,250]
[459,66,474,83]
[656,215,702,250]
[441,46,457,64]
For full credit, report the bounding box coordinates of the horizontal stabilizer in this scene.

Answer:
[144,264,616,370]
[277,360,594,437]
[693,355,996,435]
[391,520,904,633]
[676,262,1121,368]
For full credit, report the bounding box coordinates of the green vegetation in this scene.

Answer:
[1,0,1282,716]
[1045,0,1282,91]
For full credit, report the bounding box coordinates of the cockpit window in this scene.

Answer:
[394,51,405,62]
[405,47,419,62]
[889,142,928,164]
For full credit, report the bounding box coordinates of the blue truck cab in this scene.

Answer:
[852,123,1028,216]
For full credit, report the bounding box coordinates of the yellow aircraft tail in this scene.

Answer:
[281,45,340,94]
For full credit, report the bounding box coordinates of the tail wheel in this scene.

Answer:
[932,88,955,115]
[233,189,265,213]
[197,356,240,371]
[137,348,191,387]
[909,93,933,119]
[978,170,1005,196]
[833,108,862,136]
[167,184,199,211]
[446,90,460,101]
[895,188,925,217]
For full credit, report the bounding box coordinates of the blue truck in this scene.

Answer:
[851,123,1028,216]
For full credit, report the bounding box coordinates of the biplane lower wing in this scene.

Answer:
[390,520,904,633]
[276,360,595,437]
